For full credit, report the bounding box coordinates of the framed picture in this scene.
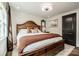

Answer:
[48,19,58,28]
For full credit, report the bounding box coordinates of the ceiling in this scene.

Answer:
[9,2,79,18]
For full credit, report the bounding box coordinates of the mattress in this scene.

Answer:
[23,37,62,53]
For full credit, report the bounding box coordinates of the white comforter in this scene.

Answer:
[17,30,62,53]
[17,32,46,47]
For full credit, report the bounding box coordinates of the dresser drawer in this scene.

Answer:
[28,48,46,56]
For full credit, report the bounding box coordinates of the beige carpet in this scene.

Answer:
[69,48,79,56]
[12,45,18,56]
[6,51,12,56]
[56,44,75,56]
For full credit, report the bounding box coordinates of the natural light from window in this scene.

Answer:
[0,3,7,40]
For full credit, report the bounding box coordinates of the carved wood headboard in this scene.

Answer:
[16,21,41,34]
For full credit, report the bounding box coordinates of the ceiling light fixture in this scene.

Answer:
[41,3,53,12]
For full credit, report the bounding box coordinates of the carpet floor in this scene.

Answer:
[69,48,79,56]
[56,44,75,56]
[6,51,12,56]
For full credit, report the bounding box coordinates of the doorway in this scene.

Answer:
[62,13,76,46]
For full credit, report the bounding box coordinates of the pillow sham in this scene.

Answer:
[18,29,31,35]
[18,29,28,35]
[31,27,42,33]
[31,29,38,33]
[38,29,42,33]
[27,27,31,33]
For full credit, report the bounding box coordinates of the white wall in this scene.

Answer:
[11,8,43,44]
[47,8,79,47]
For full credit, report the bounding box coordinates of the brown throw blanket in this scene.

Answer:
[18,33,61,55]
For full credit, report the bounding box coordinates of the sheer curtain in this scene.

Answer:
[0,3,8,40]
[0,3,8,55]
[0,7,4,40]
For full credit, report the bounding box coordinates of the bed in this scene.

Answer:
[16,21,64,56]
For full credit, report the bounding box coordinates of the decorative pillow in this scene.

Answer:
[31,27,42,33]
[18,28,31,35]
[31,27,38,33]
[18,29,28,35]
[27,27,31,33]
[31,29,37,33]
[38,29,42,33]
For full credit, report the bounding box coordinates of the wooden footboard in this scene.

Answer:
[21,40,64,56]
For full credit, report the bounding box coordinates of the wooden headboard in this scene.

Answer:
[16,21,41,34]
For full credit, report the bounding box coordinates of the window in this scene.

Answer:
[0,3,8,40]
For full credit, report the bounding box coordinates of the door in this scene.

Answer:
[62,13,76,46]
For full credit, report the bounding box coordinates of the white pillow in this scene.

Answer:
[18,29,28,35]
[31,29,42,33]
[38,29,42,33]
[31,29,38,33]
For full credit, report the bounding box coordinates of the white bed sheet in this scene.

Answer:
[23,37,62,53]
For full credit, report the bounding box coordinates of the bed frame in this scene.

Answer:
[16,21,64,56]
